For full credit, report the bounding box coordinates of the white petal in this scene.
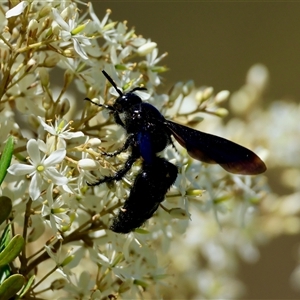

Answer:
[6,1,28,18]
[37,139,47,153]
[56,137,67,150]
[76,36,91,46]
[61,131,84,139]
[29,173,42,200]
[61,30,71,41]
[38,116,56,134]
[52,8,69,31]
[44,168,68,185]
[27,139,41,165]
[41,204,51,217]
[44,149,66,166]
[52,197,64,209]
[8,164,35,176]
[61,184,73,194]
[72,38,89,60]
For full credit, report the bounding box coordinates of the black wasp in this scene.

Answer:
[85,70,266,234]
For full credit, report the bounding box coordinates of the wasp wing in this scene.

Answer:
[166,120,266,175]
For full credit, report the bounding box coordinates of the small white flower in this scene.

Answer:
[38,117,84,152]
[42,184,72,233]
[8,139,68,200]
[52,8,91,60]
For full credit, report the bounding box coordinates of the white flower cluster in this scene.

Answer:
[0,1,289,300]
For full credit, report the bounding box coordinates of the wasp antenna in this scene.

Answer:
[102,70,123,97]
[84,97,113,111]
[84,97,103,107]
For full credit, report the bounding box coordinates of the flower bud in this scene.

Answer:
[51,279,67,290]
[25,58,38,73]
[202,87,214,101]
[51,21,60,36]
[182,80,194,96]
[39,5,51,18]
[87,138,101,147]
[137,42,157,56]
[169,81,183,103]
[44,54,60,68]
[28,19,38,38]
[56,98,70,117]
[39,68,49,87]
[214,107,228,118]
[215,90,230,103]
[169,207,191,219]
[60,6,70,20]
[64,69,74,87]
[78,159,100,170]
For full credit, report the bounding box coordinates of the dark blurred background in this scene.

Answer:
[94,2,300,298]
[98,2,300,102]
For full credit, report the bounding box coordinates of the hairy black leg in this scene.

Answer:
[101,134,134,157]
[87,148,140,186]
[113,111,125,127]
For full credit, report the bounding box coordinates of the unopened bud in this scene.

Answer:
[39,5,51,18]
[60,7,70,20]
[51,21,60,36]
[78,159,100,170]
[202,87,214,100]
[42,96,51,110]
[28,19,38,38]
[63,48,75,58]
[56,98,70,117]
[26,58,38,73]
[169,81,183,102]
[215,90,230,103]
[214,107,228,117]
[137,42,157,56]
[195,90,204,103]
[64,69,74,87]
[44,54,60,68]
[118,280,131,294]
[182,80,194,96]
[87,138,101,147]
[169,207,191,219]
[39,68,49,87]
[51,279,67,290]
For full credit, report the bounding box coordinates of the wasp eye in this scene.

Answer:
[114,102,123,112]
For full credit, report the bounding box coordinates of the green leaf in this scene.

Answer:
[0,274,25,299]
[0,265,11,284]
[19,275,34,298]
[0,136,14,185]
[0,225,11,252]
[0,235,24,268]
[0,197,12,226]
